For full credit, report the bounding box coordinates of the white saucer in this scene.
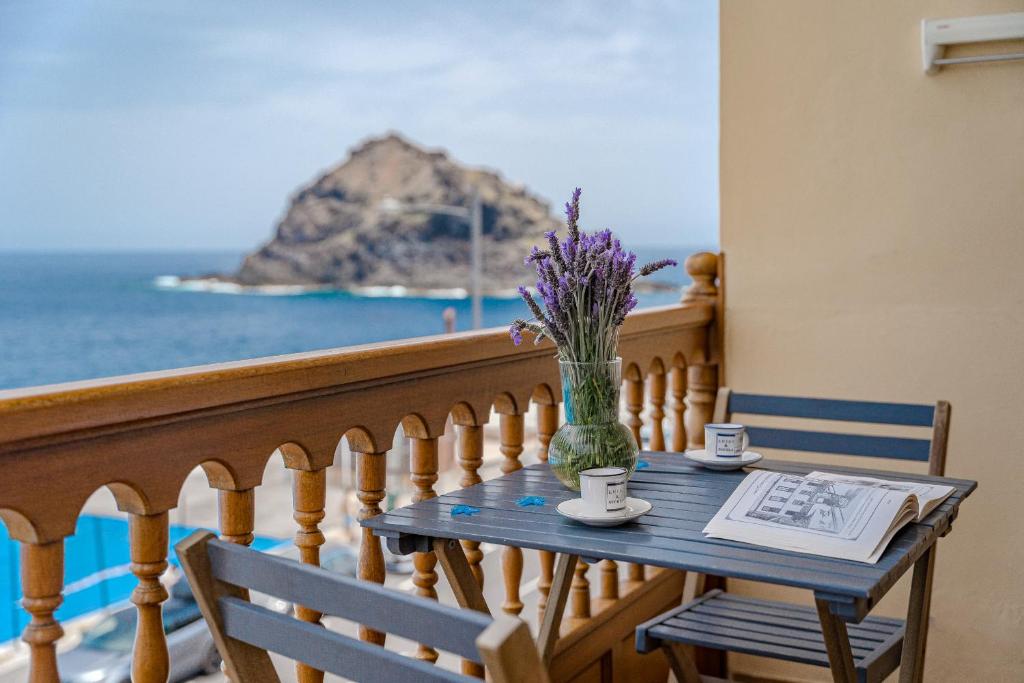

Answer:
[684,449,763,471]
[556,497,652,527]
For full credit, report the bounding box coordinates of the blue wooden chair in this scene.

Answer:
[176,531,548,683]
[636,389,950,683]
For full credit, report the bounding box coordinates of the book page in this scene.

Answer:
[807,471,955,520]
[704,470,915,563]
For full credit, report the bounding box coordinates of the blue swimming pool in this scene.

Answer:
[1,515,281,644]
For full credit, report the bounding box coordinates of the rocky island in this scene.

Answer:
[213,133,563,295]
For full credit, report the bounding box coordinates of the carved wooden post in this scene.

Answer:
[570,560,591,625]
[648,362,667,451]
[455,421,486,678]
[498,412,524,617]
[671,363,688,452]
[684,365,718,449]
[625,366,644,447]
[21,540,64,683]
[292,467,327,683]
[129,512,170,683]
[535,401,558,620]
[682,252,720,450]
[456,423,485,587]
[215,487,257,681]
[626,558,646,587]
[410,436,440,663]
[355,447,388,646]
[599,560,619,603]
[218,489,255,546]
[624,364,646,586]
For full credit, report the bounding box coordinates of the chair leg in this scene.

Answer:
[660,642,703,683]
[815,598,857,683]
[537,553,578,667]
[899,545,936,683]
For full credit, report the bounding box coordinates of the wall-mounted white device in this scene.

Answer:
[922,12,1024,73]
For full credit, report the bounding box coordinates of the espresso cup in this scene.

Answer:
[579,467,628,513]
[704,423,749,458]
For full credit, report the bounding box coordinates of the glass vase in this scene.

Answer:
[548,358,640,490]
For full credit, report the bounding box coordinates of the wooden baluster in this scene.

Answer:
[685,364,718,450]
[624,367,646,586]
[129,512,170,683]
[627,559,646,587]
[457,424,485,586]
[570,560,591,626]
[21,540,64,683]
[217,487,257,682]
[355,447,388,646]
[218,488,255,546]
[498,412,525,617]
[456,422,486,677]
[649,364,667,451]
[602,364,628,598]
[535,402,558,620]
[625,368,644,447]
[671,364,688,452]
[599,560,619,604]
[410,436,440,663]
[292,468,327,683]
[682,251,721,451]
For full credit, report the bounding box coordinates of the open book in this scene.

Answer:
[704,470,955,563]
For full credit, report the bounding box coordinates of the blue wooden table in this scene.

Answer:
[364,452,975,682]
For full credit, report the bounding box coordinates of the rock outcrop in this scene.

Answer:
[233,133,561,292]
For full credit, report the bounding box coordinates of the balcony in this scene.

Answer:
[0,253,721,683]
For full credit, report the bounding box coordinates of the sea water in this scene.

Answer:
[0,249,703,390]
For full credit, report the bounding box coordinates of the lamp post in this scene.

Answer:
[378,193,484,329]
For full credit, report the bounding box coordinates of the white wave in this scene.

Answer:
[153,276,521,300]
[153,276,317,296]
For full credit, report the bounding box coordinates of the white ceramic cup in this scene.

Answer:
[579,467,628,513]
[704,423,749,458]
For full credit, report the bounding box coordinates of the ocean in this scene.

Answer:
[0,249,706,391]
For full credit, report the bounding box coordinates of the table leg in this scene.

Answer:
[433,538,490,678]
[899,545,936,683]
[537,553,578,666]
[815,598,857,683]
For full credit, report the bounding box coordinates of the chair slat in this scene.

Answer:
[729,393,935,427]
[746,427,931,461]
[207,539,490,661]
[219,597,469,683]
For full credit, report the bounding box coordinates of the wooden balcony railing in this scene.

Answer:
[0,252,721,683]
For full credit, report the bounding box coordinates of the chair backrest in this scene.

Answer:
[175,531,548,683]
[715,389,951,476]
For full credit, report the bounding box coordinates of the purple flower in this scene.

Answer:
[507,187,676,359]
[565,187,582,242]
[509,320,525,346]
[545,230,567,271]
[638,258,678,277]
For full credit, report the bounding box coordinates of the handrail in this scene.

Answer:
[0,303,711,450]
[0,304,712,544]
[0,251,722,683]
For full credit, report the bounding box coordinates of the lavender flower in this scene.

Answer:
[565,187,582,242]
[637,258,679,277]
[508,188,678,363]
[509,320,526,346]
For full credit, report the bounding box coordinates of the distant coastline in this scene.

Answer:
[153,274,677,299]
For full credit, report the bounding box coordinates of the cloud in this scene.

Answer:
[0,0,718,248]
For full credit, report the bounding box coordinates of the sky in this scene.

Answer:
[0,1,718,251]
